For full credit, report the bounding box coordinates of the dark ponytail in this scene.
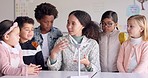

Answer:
[82,21,100,43]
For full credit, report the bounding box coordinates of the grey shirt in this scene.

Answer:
[47,35,101,72]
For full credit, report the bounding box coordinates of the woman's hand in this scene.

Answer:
[80,55,90,67]
[50,39,69,59]
[73,55,90,67]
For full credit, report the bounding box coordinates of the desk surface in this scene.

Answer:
[93,72,148,78]
[1,71,148,78]
[1,71,94,78]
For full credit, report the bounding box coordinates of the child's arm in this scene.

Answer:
[0,46,27,76]
[132,43,148,73]
[117,44,126,72]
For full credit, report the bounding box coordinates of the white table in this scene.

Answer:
[1,71,95,78]
[1,71,148,78]
[93,72,148,78]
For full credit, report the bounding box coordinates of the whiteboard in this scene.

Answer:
[14,0,148,32]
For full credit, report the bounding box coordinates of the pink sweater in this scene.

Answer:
[0,42,27,76]
[117,40,148,73]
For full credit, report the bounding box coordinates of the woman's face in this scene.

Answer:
[101,18,117,33]
[67,14,84,36]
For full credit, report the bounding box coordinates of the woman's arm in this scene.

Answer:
[85,40,101,72]
[47,38,68,70]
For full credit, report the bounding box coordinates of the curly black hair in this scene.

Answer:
[34,3,58,20]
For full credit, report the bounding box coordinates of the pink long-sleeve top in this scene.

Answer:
[117,39,148,73]
[0,41,27,76]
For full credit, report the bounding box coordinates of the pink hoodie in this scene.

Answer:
[0,41,27,76]
[117,40,148,73]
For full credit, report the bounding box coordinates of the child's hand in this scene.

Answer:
[27,64,42,75]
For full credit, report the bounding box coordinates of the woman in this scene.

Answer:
[47,10,101,72]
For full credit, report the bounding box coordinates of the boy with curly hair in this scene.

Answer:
[34,3,63,70]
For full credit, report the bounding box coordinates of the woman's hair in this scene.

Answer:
[128,15,148,41]
[34,2,58,20]
[101,10,118,23]
[0,20,13,40]
[69,10,100,43]
[14,16,34,29]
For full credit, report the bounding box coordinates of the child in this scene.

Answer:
[117,15,148,73]
[14,16,45,70]
[34,3,63,70]
[0,20,41,76]
[99,10,121,72]
[47,10,101,72]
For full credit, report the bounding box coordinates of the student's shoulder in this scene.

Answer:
[141,41,148,46]
[0,43,9,55]
[0,43,4,49]
[52,27,62,32]
[139,41,148,51]
[0,42,7,49]
[51,27,63,36]
[58,35,68,40]
[121,39,130,46]
[84,36,98,45]
[52,27,60,30]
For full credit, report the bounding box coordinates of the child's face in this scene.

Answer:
[37,15,54,33]
[20,23,34,42]
[5,27,20,47]
[67,14,84,36]
[101,18,117,33]
[127,20,143,38]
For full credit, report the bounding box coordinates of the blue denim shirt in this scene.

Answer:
[34,26,63,55]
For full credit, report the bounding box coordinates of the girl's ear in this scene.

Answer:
[3,34,9,40]
[115,23,118,27]
[140,27,144,32]
[115,23,119,30]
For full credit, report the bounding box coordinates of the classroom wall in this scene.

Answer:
[0,0,14,21]
[0,0,148,32]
